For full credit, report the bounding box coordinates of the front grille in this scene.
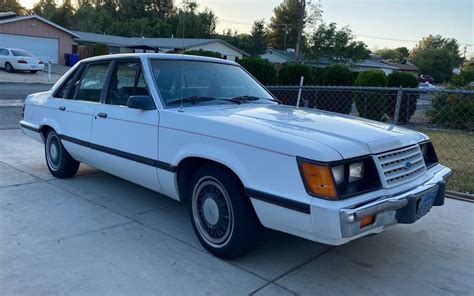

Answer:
[374,145,426,188]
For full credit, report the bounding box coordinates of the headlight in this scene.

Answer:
[420,141,438,168]
[298,157,381,200]
[349,162,364,182]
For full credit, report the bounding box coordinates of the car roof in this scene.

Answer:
[79,53,239,66]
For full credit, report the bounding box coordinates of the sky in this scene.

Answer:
[20,0,474,55]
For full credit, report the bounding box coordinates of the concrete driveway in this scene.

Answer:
[1,129,473,295]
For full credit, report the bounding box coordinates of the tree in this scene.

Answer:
[32,0,58,21]
[249,19,268,56]
[0,0,25,15]
[307,22,370,61]
[411,34,463,82]
[173,1,217,38]
[268,0,301,49]
[395,47,409,63]
[377,48,398,62]
[412,48,454,83]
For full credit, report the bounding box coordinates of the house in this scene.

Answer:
[0,12,78,64]
[0,12,248,65]
[260,48,399,75]
[72,31,249,62]
[385,62,419,77]
[260,48,297,64]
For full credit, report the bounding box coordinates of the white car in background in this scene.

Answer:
[0,48,45,73]
[19,54,452,259]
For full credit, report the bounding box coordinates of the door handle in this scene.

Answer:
[97,112,108,118]
[58,106,66,111]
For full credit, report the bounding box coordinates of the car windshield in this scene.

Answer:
[149,59,276,108]
[11,49,33,57]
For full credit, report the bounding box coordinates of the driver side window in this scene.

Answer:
[106,61,149,106]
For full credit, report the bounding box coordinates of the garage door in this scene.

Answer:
[0,33,59,63]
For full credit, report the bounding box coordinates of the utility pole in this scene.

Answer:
[295,0,306,63]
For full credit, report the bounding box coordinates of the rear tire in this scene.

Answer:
[30,70,38,74]
[5,62,14,73]
[45,130,80,178]
[188,164,262,259]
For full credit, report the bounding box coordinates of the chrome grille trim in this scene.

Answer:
[374,145,426,188]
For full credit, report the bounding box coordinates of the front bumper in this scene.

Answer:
[339,166,452,239]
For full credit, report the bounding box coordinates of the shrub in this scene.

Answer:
[353,70,388,121]
[387,71,419,123]
[315,64,354,114]
[94,44,110,56]
[277,63,316,85]
[238,57,277,85]
[183,49,222,59]
[430,90,474,131]
[450,69,474,87]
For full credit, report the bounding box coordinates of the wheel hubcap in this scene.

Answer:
[192,177,233,247]
[46,134,61,170]
[203,197,220,225]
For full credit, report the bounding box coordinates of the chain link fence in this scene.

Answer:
[267,85,474,194]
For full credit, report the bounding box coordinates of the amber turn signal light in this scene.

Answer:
[300,162,338,199]
[360,215,375,228]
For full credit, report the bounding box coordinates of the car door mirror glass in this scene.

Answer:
[127,95,156,110]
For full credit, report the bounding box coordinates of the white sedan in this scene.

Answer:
[19,54,452,259]
[0,47,45,73]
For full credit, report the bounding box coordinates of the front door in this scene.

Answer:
[90,59,161,191]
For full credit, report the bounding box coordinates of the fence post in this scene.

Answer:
[296,76,304,108]
[48,60,52,83]
[393,87,403,125]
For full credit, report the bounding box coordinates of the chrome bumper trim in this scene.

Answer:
[340,166,452,236]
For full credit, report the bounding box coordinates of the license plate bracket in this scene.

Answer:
[396,188,438,224]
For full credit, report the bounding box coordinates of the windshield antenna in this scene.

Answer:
[178,0,189,113]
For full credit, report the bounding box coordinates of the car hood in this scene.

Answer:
[162,104,427,160]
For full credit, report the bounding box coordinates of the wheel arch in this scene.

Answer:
[175,156,246,202]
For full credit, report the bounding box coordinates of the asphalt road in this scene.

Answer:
[0,129,473,295]
[0,82,52,101]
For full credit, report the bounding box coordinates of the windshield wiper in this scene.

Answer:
[167,96,241,106]
[230,95,281,104]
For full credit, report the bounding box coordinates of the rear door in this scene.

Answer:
[52,61,111,163]
[90,59,161,191]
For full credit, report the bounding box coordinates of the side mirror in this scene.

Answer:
[127,95,156,110]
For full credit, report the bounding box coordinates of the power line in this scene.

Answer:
[354,34,473,46]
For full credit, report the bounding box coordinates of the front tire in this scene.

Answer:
[45,130,80,178]
[189,164,262,259]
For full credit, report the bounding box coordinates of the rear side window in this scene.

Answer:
[11,49,33,57]
[75,62,110,102]
[0,49,8,56]
[106,61,149,106]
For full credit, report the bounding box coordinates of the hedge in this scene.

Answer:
[277,64,316,85]
[430,91,474,131]
[315,64,354,114]
[387,72,419,123]
[354,70,388,121]
[183,49,222,59]
[238,57,277,85]
[94,44,110,56]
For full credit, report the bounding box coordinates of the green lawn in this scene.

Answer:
[417,128,474,193]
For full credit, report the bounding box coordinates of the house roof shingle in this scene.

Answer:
[0,14,80,38]
[72,31,249,56]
